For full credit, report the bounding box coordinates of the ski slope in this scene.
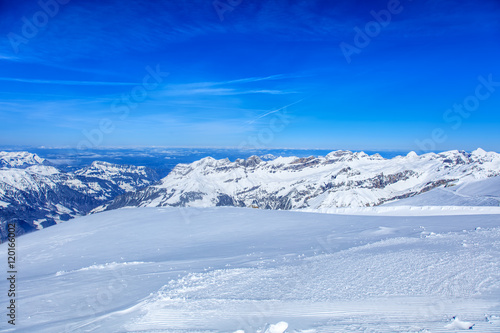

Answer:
[383,176,500,207]
[1,207,500,332]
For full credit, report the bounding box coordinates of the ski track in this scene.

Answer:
[125,228,500,332]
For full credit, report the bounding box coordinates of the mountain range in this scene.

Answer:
[97,148,500,212]
[0,151,159,239]
[2,148,500,240]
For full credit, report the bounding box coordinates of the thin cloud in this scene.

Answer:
[175,73,306,89]
[0,77,139,86]
[0,54,20,61]
[161,73,304,97]
[214,74,304,86]
[163,87,297,97]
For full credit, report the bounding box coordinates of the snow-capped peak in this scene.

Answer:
[406,151,418,159]
[472,147,487,156]
[260,154,277,161]
[76,161,152,177]
[326,150,353,160]
[0,151,47,168]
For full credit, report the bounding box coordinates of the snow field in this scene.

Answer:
[1,207,499,332]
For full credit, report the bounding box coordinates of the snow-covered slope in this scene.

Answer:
[74,161,158,192]
[383,176,500,207]
[0,152,159,239]
[1,207,499,332]
[98,149,500,212]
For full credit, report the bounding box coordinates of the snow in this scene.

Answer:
[0,151,46,168]
[55,261,153,276]
[300,205,500,216]
[0,168,56,191]
[55,204,72,214]
[73,160,157,192]
[25,165,60,176]
[260,154,277,161]
[0,200,9,207]
[268,322,288,333]
[1,207,499,332]
[472,147,488,157]
[33,219,46,230]
[444,317,474,330]
[383,176,500,207]
[406,151,418,159]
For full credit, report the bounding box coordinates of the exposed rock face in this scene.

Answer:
[96,149,500,212]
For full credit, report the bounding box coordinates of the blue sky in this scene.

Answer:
[0,0,499,152]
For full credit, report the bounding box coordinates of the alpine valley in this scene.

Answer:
[0,151,159,239]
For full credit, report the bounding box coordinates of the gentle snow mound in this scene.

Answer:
[55,261,151,276]
[267,321,288,333]
[444,317,474,330]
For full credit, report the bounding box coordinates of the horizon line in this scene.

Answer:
[0,145,495,154]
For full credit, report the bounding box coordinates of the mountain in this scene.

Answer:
[0,151,50,168]
[0,152,159,239]
[74,161,159,193]
[96,148,500,212]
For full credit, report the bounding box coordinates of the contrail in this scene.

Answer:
[247,98,305,125]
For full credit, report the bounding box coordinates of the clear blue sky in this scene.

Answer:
[0,0,499,152]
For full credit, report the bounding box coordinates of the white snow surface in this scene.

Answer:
[299,205,500,216]
[444,317,474,330]
[383,176,500,207]
[1,207,500,332]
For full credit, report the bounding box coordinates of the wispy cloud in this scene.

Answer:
[0,54,20,61]
[212,74,305,86]
[163,87,297,97]
[0,77,139,86]
[172,73,305,89]
[161,73,304,97]
[1,0,498,66]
